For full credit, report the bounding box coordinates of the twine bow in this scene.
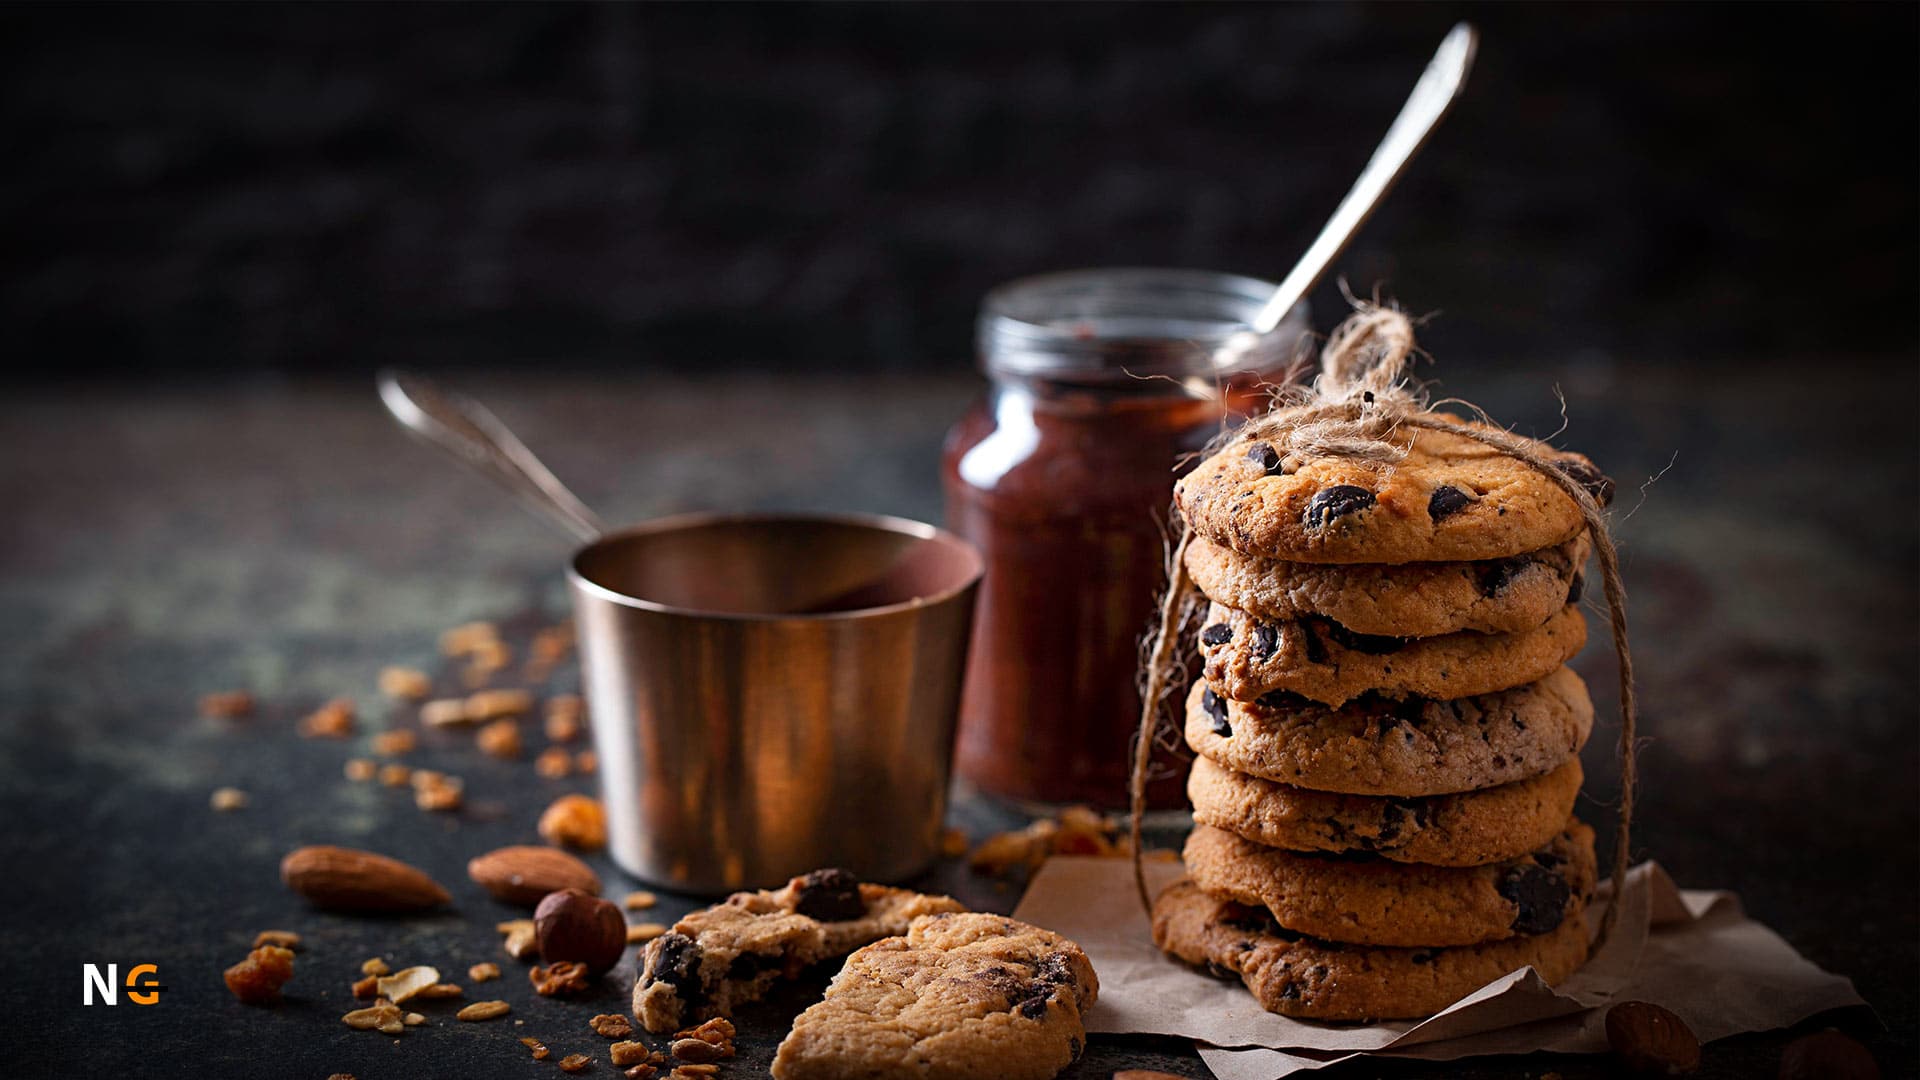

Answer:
[1129,303,1639,951]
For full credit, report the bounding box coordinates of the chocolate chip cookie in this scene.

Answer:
[632,868,966,1033]
[1174,415,1612,564]
[1199,601,1587,705]
[770,913,1097,1080]
[1184,666,1593,796]
[1182,821,1597,947]
[1185,533,1589,638]
[1188,755,1584,867]
[1151,877,1590,1021]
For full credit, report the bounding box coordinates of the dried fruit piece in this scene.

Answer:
[627,922,668,944]
[342,999,406,1035]
[622,891,657,911]
[590,1013,634,1038]
[536,889,627,975]
[371,729,417,757]
[557,1054,592,1074]
[469,845,602,905]
[477,719,523,760]
[210,787,249,812]
[456,1000,512,1022]
[200,690,256,719]
[224,944,295,1005]
[252,930,301,950]
[611,1041,651,1066]
[280,846,450,912]
[299,698,357,739]
[521,1036,552,1060]
[530,961,592,997]
[375,965,440,1004]
[469,962,500,982]
[1606,1001,1701,1075]
[535,746,574,779]
[379,666,432,700]
[539,794,608,851]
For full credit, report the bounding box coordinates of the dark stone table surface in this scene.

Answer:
[2,364,1913,1079]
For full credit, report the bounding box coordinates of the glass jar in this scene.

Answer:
[942,268,1308,809]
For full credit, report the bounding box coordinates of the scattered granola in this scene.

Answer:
[224,944,295,1005]
[477,718,523,760]
[467,688,533,721]
[378,763,412,787]
[670,1065,720,1078]
[590,1013,634,1039]
[965,804,1175,877]
[456,1000,512,1022]
[351,975,379,999]
[299,698,357,739]
[210,787,250,812]
[421,698,473,728]
[378,666,433,701]
[576,750,598,774]
[675,1018,735,1056]
[621,890,657,911]
[544,694,585,742]
[557,1053,593,1073]
[375,965,440,1004]
[521,1036,552,1060]
[530,961,592,997]
[200,690,256,719]
[344,758,377,782]
[371,729,417,757]
[626,922,667,945]
[252,930,301,950]
[611,1041,651,1067]
[669,1039,724,1065]
[361,957,391,976]
[404,1012,426,1027]
[498,919,540,960]
[469,962,501,983]
[622,1066,658,1080]
[940,826,970,858]
[441,621,500,657]
[342,998,407,1035]
[535,746,574,779]
[413,982,464,1000]
[539,794,607,850]
[413,772,463,812]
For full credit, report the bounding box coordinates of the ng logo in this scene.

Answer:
[81,963,166,1006]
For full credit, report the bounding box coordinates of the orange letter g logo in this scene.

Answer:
[126,964,163,1005]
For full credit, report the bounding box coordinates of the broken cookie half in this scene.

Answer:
[632,868,965,1034]
[770,912,1099,1080]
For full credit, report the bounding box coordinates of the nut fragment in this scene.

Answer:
[360,957,390,976]
[669,1038,723,1064]
[351,974,378,999]
[1605,1001,1701,1075]
[342,998,406,1035]
[467,688,533,721]
[200,690,256,719]
[281,845,451,912]
[421,698,473,727]
[413,982,464,1000]
[371,729,417,756]
[378,666,433,700]
[622,891,657,911]
[210,787,250,812]
[374,965,440,1004]
[252,930,301,950]
[627,922,668,944]
[611,1041,651,1066]
[345,758,377,782]
[535,746,574,778]
[520,1036,552,1060]
[469,845,602,905]
[674,1017,734,1047]
[477,719,523,760]
[456,1000,512,1022]
[670,1066,719,1078]
[539,794,608,851]
[224,944,295,1005]
[529,960,592,997]
[622,1067,658,1080]
[557,1054,592,1074]
[1779,1029,1880,1080]
[469,962,500,982]
[299,698,357,739]
[590,1013,634,1038]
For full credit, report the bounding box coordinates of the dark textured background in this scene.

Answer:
[1,2,1914,381]
[2,4,1917,1080]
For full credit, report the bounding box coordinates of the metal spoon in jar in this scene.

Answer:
[1215,21,1478,369]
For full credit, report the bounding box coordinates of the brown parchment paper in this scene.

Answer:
[1012,857,1866,1078]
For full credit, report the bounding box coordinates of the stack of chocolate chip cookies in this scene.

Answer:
[1150,418,1615,1021]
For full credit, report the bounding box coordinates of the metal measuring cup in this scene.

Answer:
[379,374,982,893]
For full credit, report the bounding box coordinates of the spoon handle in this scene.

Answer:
[1251,22,1479,334]
[377,370,606,543]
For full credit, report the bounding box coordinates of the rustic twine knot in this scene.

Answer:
[1130,302,1640,953]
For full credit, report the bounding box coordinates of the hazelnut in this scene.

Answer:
[534,888,625,976]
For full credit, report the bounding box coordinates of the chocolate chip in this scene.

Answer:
[1278,981,1301,1000]
[1428,484,1474,521]
[1246,442,1285,475]
[791,867,865,921]
[644,932,705,1007]
[1409,950,1437,965]
[1475,556,1530,597]
[1202,687,1232,737]
[1258,689,1306,710]
[1297,621,1328,665]
[1567,572,1586,605]
[1554,458,1615,507]
[1497,863,1571,935]
[1069,1036,1083,1060]
[1322,619,1409,655]
[1200,623,1233,647]
[1250,622,1279,660]
[726,951,777,980]
[1017,994,1049,1019]
[1303,485,1375,530]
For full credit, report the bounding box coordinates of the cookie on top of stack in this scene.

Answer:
[1151,413,1615,1022]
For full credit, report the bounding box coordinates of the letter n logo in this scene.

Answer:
[83,963,118,1005]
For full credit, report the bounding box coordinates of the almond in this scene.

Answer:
[468,845,601,906]
[1605,1000,1701,1075]
[280,845,451,912]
